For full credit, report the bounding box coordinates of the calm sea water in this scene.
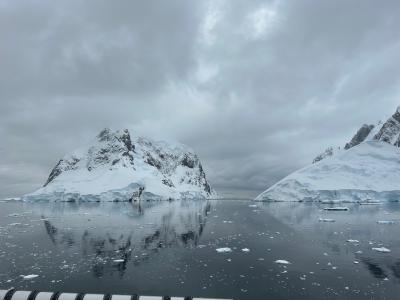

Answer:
[1,199,400,300]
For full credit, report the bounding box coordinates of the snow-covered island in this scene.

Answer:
[23,128,217,202]
[255,107,400,202]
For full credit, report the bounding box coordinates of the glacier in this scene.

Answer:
[256,106,400,203]
[23,128,217,202]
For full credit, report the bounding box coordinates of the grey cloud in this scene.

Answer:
[1,0,400,198]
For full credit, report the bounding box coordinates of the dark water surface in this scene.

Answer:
[1,200,400,300]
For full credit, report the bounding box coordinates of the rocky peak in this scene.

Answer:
[97,128,134,152]
[87,128,135,171]
[344,124,375,150]
[373,108,400,146]
[45,128,136,187]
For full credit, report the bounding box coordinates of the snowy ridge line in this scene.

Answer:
[0,289,232,300]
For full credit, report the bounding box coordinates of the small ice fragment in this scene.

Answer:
[319,218,335,222]
[355,250,363,254]
[216,247,232,253]
[347,239,360,243]
[323,207,349,211]
[372,247,391,253]
[21,274,39,280]
[242,248,250,252]
[249,204,257,208]
[113,259,125,263]
[377,220,396,225]
[275,259,291,265]
[353,261,359,264]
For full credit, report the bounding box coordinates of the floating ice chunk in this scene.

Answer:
[275,259,291,265]
[347,239,360,243]
[324,207,349,211]
[216,247,232,253]
[242,248,250,252]
[319,218,335,222]
[248,204,258,208]
[21,274,39,280]
[113,259,125,263]
[353,261,359,264]
[377,220,396,225]
[372,247,391,253]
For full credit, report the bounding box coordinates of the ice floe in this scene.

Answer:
[346,239,360,243]
[275,259,291,265]
[372,247,391,253]
[21,274,39,280]
[216,247,232,253]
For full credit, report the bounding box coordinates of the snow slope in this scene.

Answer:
[23,128,217,201]
[256,106,400,202]
[255,141,400,202]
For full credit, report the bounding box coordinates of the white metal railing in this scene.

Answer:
[0,289,232,300]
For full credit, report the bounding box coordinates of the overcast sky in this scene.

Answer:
[1,0,400,198]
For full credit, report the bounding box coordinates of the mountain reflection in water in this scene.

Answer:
[2,200,400,300]
[40,201,211,278]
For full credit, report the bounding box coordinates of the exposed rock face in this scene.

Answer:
[312,147,334,164]
[25,128,217,201]
[45,128,135,186]
[344,124,375,150]
[373,108,400,146]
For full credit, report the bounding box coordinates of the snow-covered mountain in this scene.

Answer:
[256,107,400,202]
[23,128,217,201]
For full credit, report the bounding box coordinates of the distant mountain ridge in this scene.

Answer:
[256,106,400,202]
[24,128,216,201]
[313,107,400,163]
